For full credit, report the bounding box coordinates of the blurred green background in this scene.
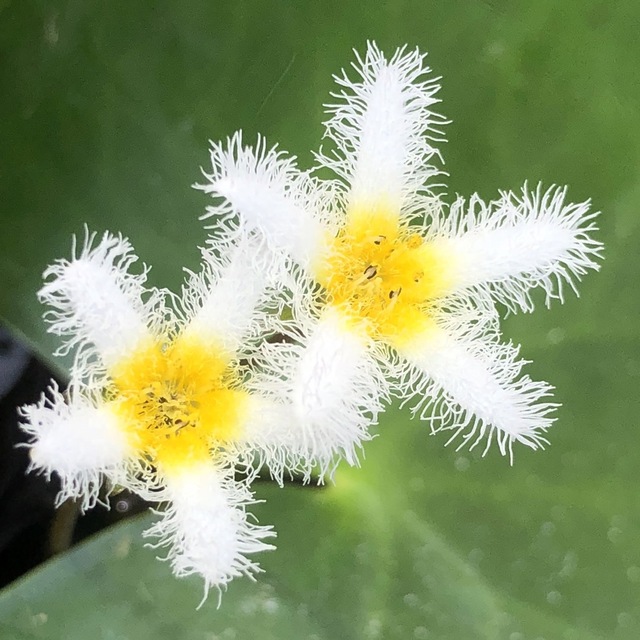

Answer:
[1,1,639,638]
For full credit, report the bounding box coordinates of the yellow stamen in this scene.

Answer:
[313,206,453,345]
[108,334,249,472]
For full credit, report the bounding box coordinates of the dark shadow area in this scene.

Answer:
[0,325,148,588]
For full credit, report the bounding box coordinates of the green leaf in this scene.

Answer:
[1,1,639,639]
[0,447,599,640]
[0,396,620,640]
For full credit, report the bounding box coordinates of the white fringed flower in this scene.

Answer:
[197,42,603,463]
[144,463,275,607]
[19,228,306,598]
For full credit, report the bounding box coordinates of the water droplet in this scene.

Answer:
[454,456,470,472]
[547,328,565,344]
[485,41,506,59]
[546,590,562,605]
[44,13,59,47]
[607,527,623,544]
[179,118,194,133]
[626,359,640,377]
[540,521,556,537]
[627,566,640,582]
[617,612,634,628]
[468,548,484,565]
[263,598,279,614]
[113,535,132,559]
[364,617,382,639]
[421,601,436,616]
[403,593,419,608]
[611,514,626,528]
[559,551,578,578]
[30,613,48,627]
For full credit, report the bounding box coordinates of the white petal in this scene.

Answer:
[39,229,156,373]
[247,309,387,481]
[180,232,276,354]
[20,383,131,510]
[319,41,446,217]
[195,132,327,268]
[428,185,603,311]
[144,463,275,601]
[395,321,556,463]
[233,394,300,485]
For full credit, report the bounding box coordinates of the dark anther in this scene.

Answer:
[364,265,378,280]
[373,235,386,245]
[389,288,402,300]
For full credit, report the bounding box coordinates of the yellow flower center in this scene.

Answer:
[108,335,249,472]
[314,206,452,345]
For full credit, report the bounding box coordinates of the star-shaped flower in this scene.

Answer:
[20,229,298,598]
[197,42,602,462]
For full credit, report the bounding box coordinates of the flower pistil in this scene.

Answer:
[315,205,452,345]
[109,335,249,473]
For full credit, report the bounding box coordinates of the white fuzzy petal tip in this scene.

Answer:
[39,228,157,374]
[247,309,388,482]
[180,230,279,354]
[20,383,130,510]
[318,41,447,217]
[396,316,556,464]
[144,464,275,605]
[431,184,604,312]
[195,132,328,267]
